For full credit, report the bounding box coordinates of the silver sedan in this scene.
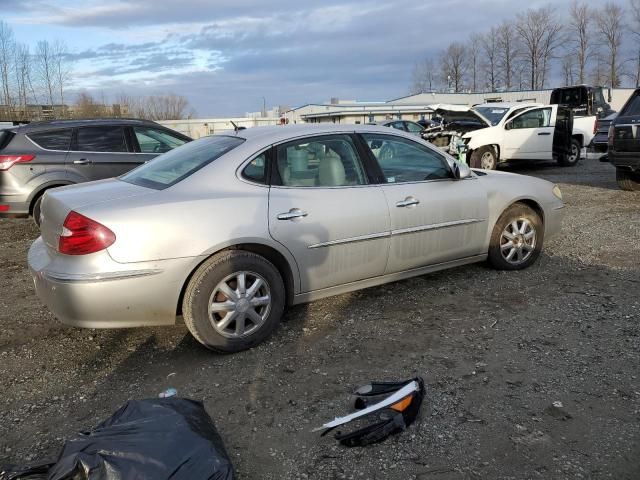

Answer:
[29,124,565,352]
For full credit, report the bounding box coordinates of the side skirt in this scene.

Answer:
[292,254,487,305]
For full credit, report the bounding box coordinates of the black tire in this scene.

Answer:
[616,168,640,191]
[488,203,544,271]
[182,250,285,353]
[32,195,43,227]
[470,146,497,170]
[558,138,581,166]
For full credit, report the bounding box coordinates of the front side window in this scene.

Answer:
[275,134,367,187]
[75,126,127,152]
[362,133,451,183]
[28,129,72,151]
[121,135,244,190]
[134,127,188,154]
[510,108,552,129]
[405,121,424,133]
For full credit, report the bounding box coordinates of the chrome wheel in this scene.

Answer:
[568,143,579,164]
[481,151,495,169]
[500,218,536,265]
[208,271,271,338]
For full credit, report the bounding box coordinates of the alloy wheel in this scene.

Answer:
[500,218,537,265]
[208,271,271,338]
[481,151,495,169]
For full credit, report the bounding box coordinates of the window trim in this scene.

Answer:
[270,133,372,189]
[25,129,73,152]
[358,132,455,185]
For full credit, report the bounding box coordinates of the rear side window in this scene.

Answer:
[121,135,244,190]
[242,152,267,184]
[27,129,72,151]
[621,94,640,116]
[133,126,188,153]
[0,130,15,150]
[75,126,127,152]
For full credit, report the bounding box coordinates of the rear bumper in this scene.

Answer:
[0,195,30,217]
[28,237,198,328]
[609,152,640,172]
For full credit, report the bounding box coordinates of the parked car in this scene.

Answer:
[608,88,640,191]
[29,124,565,353]
[369,120,425,137]
[550,85,614,157]
[459,103,576,169]
[0,118,191,225]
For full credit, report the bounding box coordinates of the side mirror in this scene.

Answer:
[452,161,472,180]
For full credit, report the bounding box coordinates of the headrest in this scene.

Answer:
[318,153,346,186]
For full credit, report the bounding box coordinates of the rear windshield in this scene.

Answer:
[621,92,640,117]
[120,135,244,190]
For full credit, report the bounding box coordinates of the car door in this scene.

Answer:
[502,107,554,160]
[66,125,140,181]
[360,132,489,274]
[268,133,390,293]
[131,125,190,164]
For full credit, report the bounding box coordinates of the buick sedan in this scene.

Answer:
[29,124,564,352]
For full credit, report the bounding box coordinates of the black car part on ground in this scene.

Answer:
[317,378,425,447]
[1,398,235,480]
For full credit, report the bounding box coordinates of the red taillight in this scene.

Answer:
[0,154,35,170]
[58,211,116,255]
[593,120,599,135]
[0,205,9,212]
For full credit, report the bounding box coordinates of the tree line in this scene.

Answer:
[0,21,193,121]
[410,1,639,94]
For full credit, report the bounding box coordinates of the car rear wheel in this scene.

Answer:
[32,195,43,227]
[616,168,640,191]
[183,250,285,353]
[558,138,581,166]
[470,146,497,170]
[488,204,543,270]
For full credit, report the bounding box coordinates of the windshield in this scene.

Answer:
[120,135,245,190]
[473,107,509,126]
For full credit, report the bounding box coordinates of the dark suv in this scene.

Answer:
[0,118,191,223]
[608,89,640,191]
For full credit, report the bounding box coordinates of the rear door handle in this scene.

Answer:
[396,196,420,208]
[537,132,551,136]
[277,208,308,220]
[73,159,92,165]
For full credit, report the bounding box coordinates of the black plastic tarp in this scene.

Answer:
[1,398,235,480]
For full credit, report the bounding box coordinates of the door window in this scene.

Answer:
[275,135,367,187]
[389,121,406,131]
[509,108,552,129]
[27,129,72,151]
[133,127,188,153]
[75,126,127,152]
[405,121,424,133]
[362,133,451,183]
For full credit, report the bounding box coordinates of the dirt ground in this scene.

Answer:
[1,157,639,479]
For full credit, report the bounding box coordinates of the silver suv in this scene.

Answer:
[0,118,191,224]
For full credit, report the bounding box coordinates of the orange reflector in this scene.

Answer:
[390,396,413,412]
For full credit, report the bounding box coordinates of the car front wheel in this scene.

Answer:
[183,250,285,353]
[488,203,544,270]
[470,146,497,170]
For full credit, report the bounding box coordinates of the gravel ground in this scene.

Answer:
[1,157,639,479]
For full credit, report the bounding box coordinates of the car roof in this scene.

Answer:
[473,102,542,109]
[14,118,160,133]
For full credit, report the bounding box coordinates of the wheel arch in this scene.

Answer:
[572,134,584,147]
[27,181,74,215]
[176,242,298,316]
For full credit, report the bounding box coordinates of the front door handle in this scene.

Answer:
[277,208,308,220]
[396,196,420,208]
[537,132,551,136]
[73,158,92,165]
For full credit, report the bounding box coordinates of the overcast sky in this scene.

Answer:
[2,0,627,116]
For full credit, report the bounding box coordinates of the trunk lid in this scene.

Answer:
[40,178,153,250]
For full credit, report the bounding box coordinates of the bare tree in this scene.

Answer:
[467,34,481,91]
[515,6,563,89]
[409,58,437,94]
[561,54,576,86]
[13,43,31,114]
[0,21,15,110]
[440,42,467,92]
[53,40,70,117]
[481,27,500,92]
[628,0,640,85]
[595,2,625,88]
[74,91,103,118]
[115,92,192,120]
[568,1,593,84]
[35,40,57,108]
[496,21,519,90]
